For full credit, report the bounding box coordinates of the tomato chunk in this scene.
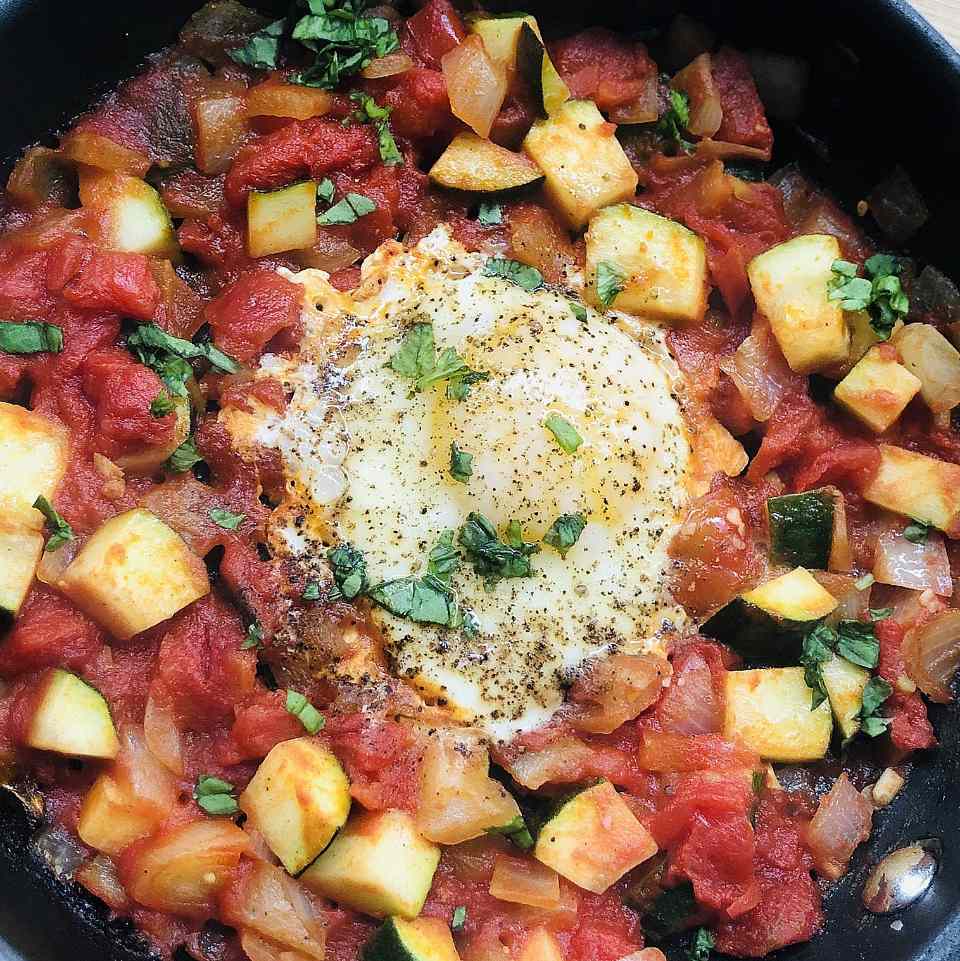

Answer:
[712,47,773,153]
[404,0,466,70]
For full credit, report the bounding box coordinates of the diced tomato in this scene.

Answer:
[712,48,773,153]
[219,539,285,638]
[177,210,248,274]
[329,266,363,291]
[877,619,936,752]
[365,68,452,139]
[404,0,467,70]
[328,164,401,256]
[565,889,644,961]
[224,119,380,206]
[0,586,104,678]
[490,93,539,149]
[0,248,55,319]
[218,690,304,763]
[638,733,758,773]
[506,202,577,285]
[80,348,175,460]
[204,270,304,364]
[647,771,755,848]
[159,169,226,220]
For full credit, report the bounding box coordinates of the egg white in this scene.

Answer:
[225,228,693,741]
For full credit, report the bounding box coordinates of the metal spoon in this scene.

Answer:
[862,838,941,914]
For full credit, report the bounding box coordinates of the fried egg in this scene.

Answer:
[225,227,696,741]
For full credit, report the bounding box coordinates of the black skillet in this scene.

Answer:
[1,1,960,959]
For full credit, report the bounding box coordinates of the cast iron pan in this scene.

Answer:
[1,1,960,959]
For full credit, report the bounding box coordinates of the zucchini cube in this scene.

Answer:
[833,344,921,433]
[301,809,440,918]
[892,322,960,413]
[523,100,638,230]
[24,669,120,759]
[740,567,838,622]
[821,654,870,740]
[0,525,44,616]
[78,773,161,855]
[862,445,960,537]
[58,508,209,639]
[429,132,544,193]
[362,917,461,961]
[240,737,351,875]
[724,667,833,762]
[585,204,707,323]
[248,181,318,258]
[0,402,69,530]
[532,780,657,893]
[747,235,850,374]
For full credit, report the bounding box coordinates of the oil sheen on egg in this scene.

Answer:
[234,227,692,741]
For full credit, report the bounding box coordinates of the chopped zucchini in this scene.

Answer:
[823,309,889,380]
[78,773,160,855]
[79,169,179,260]
[747,235,850,374]
[518,929,564,961]
[723,667,833,762]
[429,132,544,193]
[833,345,921,433]
[0,402,69,530]
[240,737,351,875]
[362,917,461,961]
[115,395,191,475]
[58,508,210,640]
[469,14,541,70]
[632,880,699,940]
[248,181,318,258]
[301,809,440,918]
[861,445,960,537]
[767,489,837,570]
[892,322,960,413]
[532,780,657,893]
[24,669,120,759]
[585,204,707,323]
[702,567,838,660]
[541,55,571,116]
[0,525,44,617]
[821,654,870,740]
[523,99,638,230]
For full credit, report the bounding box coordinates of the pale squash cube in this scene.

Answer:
[724,667,833,762]
[892,322,960,413]
[78,773,162,855]
[518,929,564,961]
[523,100,638,230]
[301,809,440,918]
[0,525,44,616]
[58,508,209,639]
[25,669,120,759]
[747,235,850,374]
[821,654,870,740]
[363,918,462,961]
[741,567,839,622]
[0,402,69,529]
[240,737,351,875]
[862,445,960,537]
[248,181,318,258]
[585,204,707,323]
[429,132,543,193]
[833,344,921,433]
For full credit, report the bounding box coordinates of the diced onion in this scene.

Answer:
[143,689,184,776]
[671,53,722,137]
[805,772,873,880]
[293,231,362,273]
[361,52,414,79]
[504,737,596,790]
[696,138,771,162]
[441,35,508,140]
[115,723,177,813]
[903,609,960,703]
[76,855,130,912]
[607,76,659,125]
[36,536,80,586]
[656,651,718,735]
[489,854,561,909]
[874,531,953,597]
[568,653,669,734]
[828,490,852,573]
[719,320,798,422]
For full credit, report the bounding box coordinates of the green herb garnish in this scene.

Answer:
[543,512,587,557]
[351,90,401,166]
[904,519,933,544]
[568,299,588,322]
[194,775,239,817]
[477,202,502,226]
[543,412,583,453]
[870,607,893,621]
[241,621,264,650]
[317,192,377,225]
[482,257,544,292]
[828,255,909,340]
[389,322,489,400]
[150,393,176,417]
[317,177,335,204]
[595,260,625,309]
[302,580,322,601]
[227,18,286,70]
[857,676,893,737]
[165,436,203,474]
[0,321,64,355]
[327,543,368,600]
[285,689,325,734]
[800,623,836,710]
[32,496,73,553]
[657,88,695,154]
[458,512,539,588]
[451,906,467,931]
[450,442,473,484]
[209,507,245,530]
[127,323,238,397]
[688,927,715,961]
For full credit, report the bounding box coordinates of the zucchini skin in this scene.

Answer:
[362,920,415,961]
[701,598,818,662]
[767,490,834,569]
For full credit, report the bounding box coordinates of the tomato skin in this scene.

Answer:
[219,539,286,638]
[874,618,937,750]
[218,690,304,763]
[0,248,55,319]
[403,0,467,70]
[364,68,451,139]
[712,47,773,152]
[204,269,304,364]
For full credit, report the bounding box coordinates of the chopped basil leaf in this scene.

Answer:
[458,512,539,588]
[351,91,401,166]
[241,621,264,650]
[450,442,473,484]
[368,573,463,626]
[32,496,73,553]
[228,17,286,70]
[165,436,203,474]
[687,927,715,961]
[482,257,543,292]
[544,412,583,453]
[194,775,238,817]
[302,580,322,601]
[209,507,245,530]
[870,607,893,621]
[752,770,765,794]
[0,321,64,355]
[857,676,893,737]
[477,202,502,226]
[568,299,588,322]
[317,192,377,225]
[837,619,879,669]
[904,519,932,543]
[285,689,325,734]
[800,623,836,710]
[150,393,176,417]
[427,529,461,585]
[419,347,489,398]
[488,814,534,851]
[389,322,488,400]
[828,255,909,340]
[657,88,695,154]
[317,177,335,204]
[128,323,238,398]
[451,906,467,932]
[854,573,875,590]
[595,260,625,309]
[543,512,587,557]
[327,543,368,600]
